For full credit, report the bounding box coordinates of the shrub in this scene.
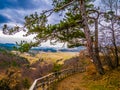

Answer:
[52,63,62,72]
[0,67,22,90]
[86,64,97,76]
[30,61,54,80]
[22,78,31,89]
[0,51,29,69]
[0,78,11,90]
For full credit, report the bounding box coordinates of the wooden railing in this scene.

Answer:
[29,66,85,90]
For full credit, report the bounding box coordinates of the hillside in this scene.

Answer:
[53,55,120,90]
[0,49,29,69]
[0,49,80,90]
[55,67,120,90]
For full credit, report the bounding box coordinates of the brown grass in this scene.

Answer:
[55,55,120,90]
[20,52,78,64]
[54,50,120,90]
[56,68,120,90]
[55,73,89,90]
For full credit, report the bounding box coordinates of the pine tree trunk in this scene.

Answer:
[94,19,99,60]
[79,0,104,74]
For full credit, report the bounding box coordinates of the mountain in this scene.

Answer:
[0,43,16,51]
[31,46,85,52]
[59,46,85,52]
[31,47,57,52]
[0,43,85,52]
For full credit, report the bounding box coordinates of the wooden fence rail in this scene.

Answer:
[29,66,85,90]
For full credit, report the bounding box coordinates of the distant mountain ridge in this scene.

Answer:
[31,46,85,52]
[0,43,16,50]
[0,43,85,52]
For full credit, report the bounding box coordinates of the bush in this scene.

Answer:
[22,78,31,89]
[0,51,30,69]
[52,63,62,72]
[0,78,11,90]
[0,67,22,90]
[86,64,97,76]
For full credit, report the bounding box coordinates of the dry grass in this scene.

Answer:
[0,73,6,80]
[20,53,38,64]
[20,52,78,64]
[55,73,89,90]
[55,58,120,90]
[54,51,120,90]
[56,68,120,90]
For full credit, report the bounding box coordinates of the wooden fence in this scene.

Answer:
[29,66,85,90]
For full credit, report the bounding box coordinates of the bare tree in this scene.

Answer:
[99,0,120,68]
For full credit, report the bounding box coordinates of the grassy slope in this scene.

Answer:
[55,65,120,90]
[53,50,120,90]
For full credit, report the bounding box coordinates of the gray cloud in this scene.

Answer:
[0,0,62,44]
[0,0,52,25]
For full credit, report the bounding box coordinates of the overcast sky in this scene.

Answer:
[0,0,101,47]
[0,0,66,47]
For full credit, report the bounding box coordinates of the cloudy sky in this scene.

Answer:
[0,0,101,47]
[0,0,65,47]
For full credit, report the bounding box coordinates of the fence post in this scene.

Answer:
[41,83,45,90]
